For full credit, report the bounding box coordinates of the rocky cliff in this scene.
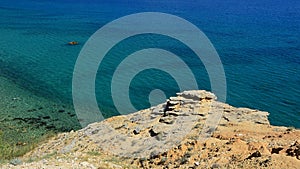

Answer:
[2,90,300,168]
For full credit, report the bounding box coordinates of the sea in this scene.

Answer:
[0,0,299,129]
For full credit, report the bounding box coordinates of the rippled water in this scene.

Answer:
[0,0,299,128]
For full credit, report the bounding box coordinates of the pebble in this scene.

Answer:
[133,127,141,135]
[211,163,220,168]
[9,158,22,166]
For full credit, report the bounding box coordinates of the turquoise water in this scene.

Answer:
[0,0,299,128]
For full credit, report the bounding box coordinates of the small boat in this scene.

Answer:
[68,41,79,45]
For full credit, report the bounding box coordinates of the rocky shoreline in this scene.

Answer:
[2,90,299,168]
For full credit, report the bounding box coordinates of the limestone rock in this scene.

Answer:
[5,90,300,169]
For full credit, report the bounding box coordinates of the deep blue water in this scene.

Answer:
[0,0,299,128]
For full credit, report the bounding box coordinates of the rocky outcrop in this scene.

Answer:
[2,90,300,169]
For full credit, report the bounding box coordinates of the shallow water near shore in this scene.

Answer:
[0,0,299,129]
[0,76,80,131]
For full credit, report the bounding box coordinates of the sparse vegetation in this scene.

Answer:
[0,121,56,161]
[87,151,102,156]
